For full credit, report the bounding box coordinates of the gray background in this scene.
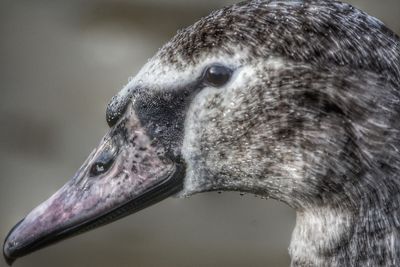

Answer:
[0,1,399,266]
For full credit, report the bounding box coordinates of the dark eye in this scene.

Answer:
[89,144,118,177]
[204,65,233,87]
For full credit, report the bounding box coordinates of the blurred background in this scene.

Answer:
[0,0,399,266]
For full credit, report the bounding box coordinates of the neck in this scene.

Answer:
[289,183,400,267]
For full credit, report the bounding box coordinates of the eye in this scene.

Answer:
[203,65,233,87]
[89,144,118,177]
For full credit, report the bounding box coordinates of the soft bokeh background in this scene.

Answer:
[0,1,399,266]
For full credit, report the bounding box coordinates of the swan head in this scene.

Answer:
[4,0,400,264]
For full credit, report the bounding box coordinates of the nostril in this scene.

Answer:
[89,142,119,177]
[89,153,115,177]
[90,162,109,176]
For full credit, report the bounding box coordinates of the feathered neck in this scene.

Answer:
[289,178,400,266]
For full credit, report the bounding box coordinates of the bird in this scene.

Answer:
[3,0,400,266]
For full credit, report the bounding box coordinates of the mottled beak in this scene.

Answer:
[3,103,185,265]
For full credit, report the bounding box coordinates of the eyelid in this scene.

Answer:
[203,63,233,74]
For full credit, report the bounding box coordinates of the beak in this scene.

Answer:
[3,103,185,265]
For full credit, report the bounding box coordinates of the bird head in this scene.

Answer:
[4,0,400,264]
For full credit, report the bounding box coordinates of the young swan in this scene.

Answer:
[4,1,400,266]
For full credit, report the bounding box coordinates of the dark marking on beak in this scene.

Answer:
[106,93,132,127]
